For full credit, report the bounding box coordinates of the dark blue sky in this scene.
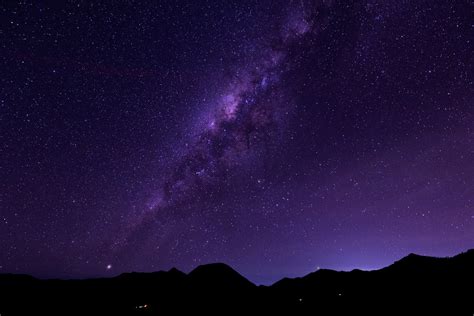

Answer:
[1,0,473,284]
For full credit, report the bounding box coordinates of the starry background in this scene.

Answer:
[1,0,473,285]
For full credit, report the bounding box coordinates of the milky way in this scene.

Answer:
[112,2,319,260]
[2,0,473,284]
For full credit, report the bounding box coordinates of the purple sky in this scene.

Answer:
[1,0,473,284]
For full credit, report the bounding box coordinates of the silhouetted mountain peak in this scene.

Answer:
[189,262,238,277]
[189,263,255,289]
[382,252,449,275]
[167,267,186,277]
[399,252,425,262]
[395,252,432,263]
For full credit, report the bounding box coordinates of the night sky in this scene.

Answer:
[1,1,473,285]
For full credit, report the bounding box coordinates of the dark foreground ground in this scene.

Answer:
[1,250,474,315]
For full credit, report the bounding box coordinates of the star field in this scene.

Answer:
[1,0,473,284]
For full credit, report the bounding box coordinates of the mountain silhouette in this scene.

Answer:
[188,262,256,290]
[1,250,474,315]
[189,263,249,283]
